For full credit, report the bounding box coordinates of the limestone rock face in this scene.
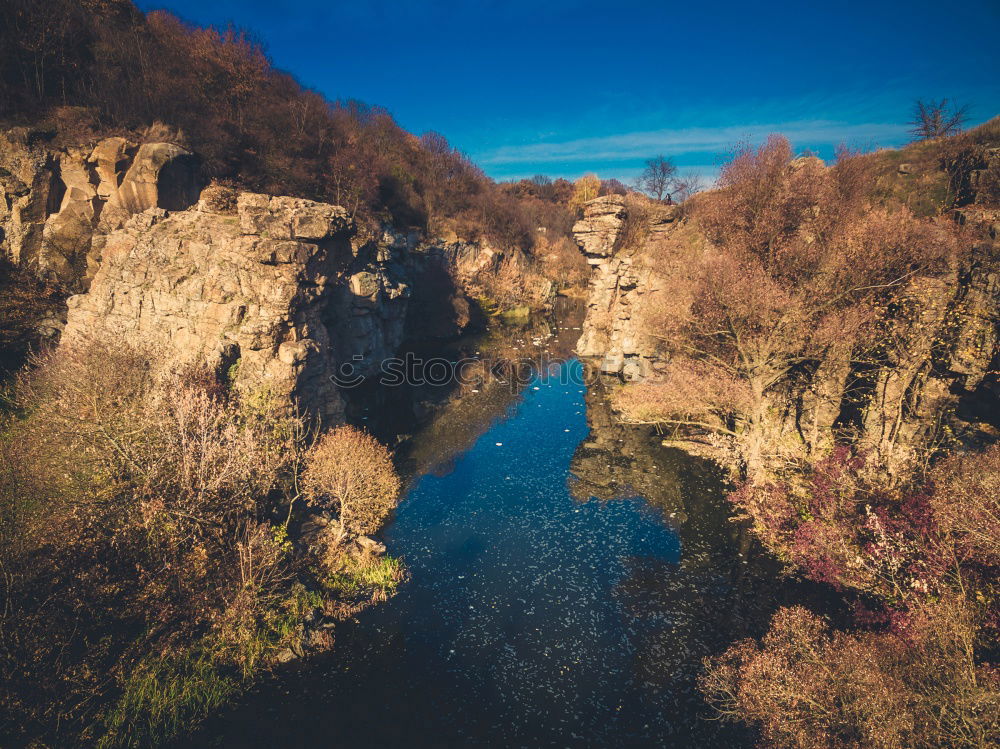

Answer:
[574,194,1000,472]
[237,193,350,241]
[573,196,668,378]
[950,145,1000,207]
[61,191,357,423]
[114,142,199,214]
[0,129,54,272]
[573,195,627,261]
[56,189,490,422]
[0,129,200,289]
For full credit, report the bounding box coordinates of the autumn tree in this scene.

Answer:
[701,598,999,749]
[614,136,957,479]
[701,444,1000,748]
[670,172,705,202]
[600,178,630,196]
[635,155,678,201]
[302,426,401,541]
[909,98,970,140]
[570,173,602,209]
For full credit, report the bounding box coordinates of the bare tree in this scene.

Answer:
[672,173,705,203]
[636,155,678,201]
[614,136,958,480]
[909,99,970,140]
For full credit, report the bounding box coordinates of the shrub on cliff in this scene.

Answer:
[700,596,999,749]
[723,443,1000,606]
[700,444,1000,748]
[464,254,554,312]
[302,425,402,543]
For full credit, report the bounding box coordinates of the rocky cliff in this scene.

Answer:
[0,128,200,290]
[1,129,530,420]
[573,190,1000,471]
[60,191,357,421]
[57,186,508,422]
[573,195,680,382]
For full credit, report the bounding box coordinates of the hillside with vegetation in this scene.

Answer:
[0,0,580,252]
[0,1,591,745]
[2,1,999,747]
[573,119,1000,747]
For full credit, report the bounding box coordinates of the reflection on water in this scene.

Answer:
[197,307,791,748]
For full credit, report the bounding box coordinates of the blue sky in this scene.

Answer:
[137,0,999,184]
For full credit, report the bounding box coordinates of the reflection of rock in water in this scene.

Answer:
[570,369,804,743]
[346,298,588,482]
[570,364,769,572]
[568,368,684,512]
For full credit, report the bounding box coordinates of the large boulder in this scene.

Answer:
[573,195,627,261]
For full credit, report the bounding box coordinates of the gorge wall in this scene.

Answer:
[573,188,1000,470]
[0,127,200,290]
[1,128,517,422]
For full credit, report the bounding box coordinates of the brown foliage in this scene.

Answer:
[701,597,999,749]
[613,357,752,430]
[631,136,963,478]
[928,445,1000,569]
[302,426,401,539]
[703,443,1000,748]
[0,339,334,743]
[464,253,553,311]
[0,0,568,253]
[536,234,589,289]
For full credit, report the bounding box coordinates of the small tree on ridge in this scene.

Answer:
[909,99,970,140]
[636,155,678,201]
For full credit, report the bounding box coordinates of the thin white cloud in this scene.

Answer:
[497,164,721,185]
[476,120,908,166]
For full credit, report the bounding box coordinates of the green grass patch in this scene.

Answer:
[323,553,405,596]
[98,641,237,749]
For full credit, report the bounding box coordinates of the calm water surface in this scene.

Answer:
[201,319,787,748]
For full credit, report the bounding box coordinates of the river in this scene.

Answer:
[196,308,795,748]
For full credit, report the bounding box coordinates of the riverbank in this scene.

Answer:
[190,309,821,747]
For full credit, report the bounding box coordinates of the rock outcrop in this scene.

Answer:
[2,127,543,421]
[55,184,509,422]
[574,196,679,381]
[61,191,355,421]
[0,128,200,290]
[573,194,1000,472]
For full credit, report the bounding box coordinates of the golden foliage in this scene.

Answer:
[569,173,601,210]
[302,426,401,538]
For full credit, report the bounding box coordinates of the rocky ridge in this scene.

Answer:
[59,187,510,423]
[0,128,200,290]
[573,195,679,381]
